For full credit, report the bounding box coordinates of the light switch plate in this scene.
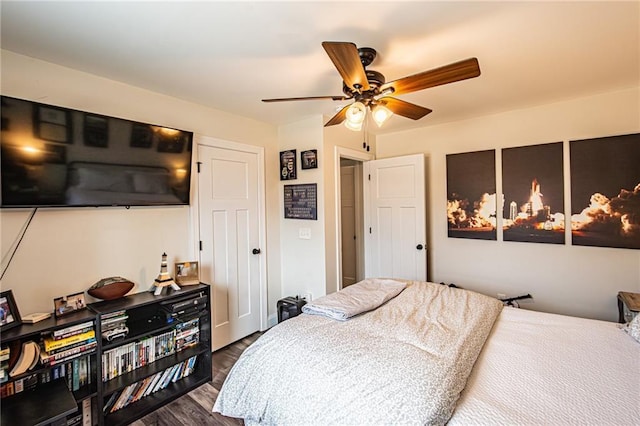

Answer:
[299,227,311,239]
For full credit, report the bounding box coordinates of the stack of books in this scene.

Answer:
[100,311,128,339]
[103,355,198,414]
[40,321,97,367]
[175,318,200,351]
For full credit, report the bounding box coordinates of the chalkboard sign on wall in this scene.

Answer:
[284,184,317,220]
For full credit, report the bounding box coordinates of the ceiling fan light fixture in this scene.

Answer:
[344,119,363,131]
[345,102,366,123]
[372,104,393,127]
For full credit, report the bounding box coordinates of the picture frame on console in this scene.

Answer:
[175,261,200,286]
[53,291,87,318]
[0,290,22,331]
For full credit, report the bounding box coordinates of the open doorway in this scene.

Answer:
[334,146,373,292]
[340,158,361,287]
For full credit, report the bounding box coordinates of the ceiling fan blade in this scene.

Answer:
[322,41,370,92]
[324,104,351,127]
[381,58,480,95]
[378,97,432,120]
[262,95,349,102]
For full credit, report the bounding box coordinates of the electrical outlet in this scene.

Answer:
[302,292,312,301]
[497,293,507,299]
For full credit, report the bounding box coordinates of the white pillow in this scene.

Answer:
[624,314,640,344]
[76,167,133,192]
[131,172,170,194]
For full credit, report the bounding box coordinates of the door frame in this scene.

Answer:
[333,146,374,294]
[193,134,269,332]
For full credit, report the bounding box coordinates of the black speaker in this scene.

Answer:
[277,297,307,323]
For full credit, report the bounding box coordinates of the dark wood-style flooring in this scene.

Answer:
[130,332,262,426]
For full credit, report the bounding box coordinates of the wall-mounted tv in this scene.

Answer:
[1,96,193,208]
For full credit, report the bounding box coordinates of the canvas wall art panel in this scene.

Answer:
[446,150,497,240]
[570,133,640,249]
[502,142,565,244]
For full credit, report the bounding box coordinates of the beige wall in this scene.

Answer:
[376,87,640,321]
[0,50,281,317]
[2,49,638,323]
[277,117,326,303]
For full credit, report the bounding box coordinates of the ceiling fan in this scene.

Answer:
[262,41,481,130]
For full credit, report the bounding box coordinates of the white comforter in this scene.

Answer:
[213,281,503,425]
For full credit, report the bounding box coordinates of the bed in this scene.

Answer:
[213,279,640,425]
[65,161,183,206]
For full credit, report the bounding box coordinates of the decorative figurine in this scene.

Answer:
[151,252,181,295]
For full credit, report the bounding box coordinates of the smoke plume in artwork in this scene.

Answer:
[570,133,640,249]
[502,142,565,244]
[446,150,496,240]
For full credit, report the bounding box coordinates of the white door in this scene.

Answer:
[340,165,357,286]
[198,142,264,351]
[364,154,426,281]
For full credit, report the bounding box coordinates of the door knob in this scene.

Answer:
[416,244,424,250]
[252,248,261,255]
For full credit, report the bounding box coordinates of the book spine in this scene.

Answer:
[53,327,93,341]
[40,341,97,365]
[53,321,94,337]
[44,330,96,352]
[103,392,118,414]
[72,359,80,391]
[143,372,162,397]
[48,337,96,354]
[82,398,91,426]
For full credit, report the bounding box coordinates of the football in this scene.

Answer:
[88,276,134,300]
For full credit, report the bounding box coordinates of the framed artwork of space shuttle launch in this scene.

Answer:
[502,142,565,244]
[570,133,640,250]
[446,149,497,240]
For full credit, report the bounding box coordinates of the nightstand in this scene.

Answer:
[617,291,640,323]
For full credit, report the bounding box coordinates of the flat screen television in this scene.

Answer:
[1,96,193,208]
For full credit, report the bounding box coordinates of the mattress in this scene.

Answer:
[449,307,640,425]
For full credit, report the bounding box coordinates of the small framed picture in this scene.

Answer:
[34,105,72,143]
[83,114,109,148]
[0,290,22,331]
[280,149,297,180]
[157,131,187,153]
[301,149,318,169]
[130,123,154,148]
[175,261,200,286]
[53,292,87,318]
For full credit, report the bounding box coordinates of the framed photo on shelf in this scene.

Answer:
[175,261,200,286]
[0,290,22,331]
[301,149,318,169]
[53,292,87,318]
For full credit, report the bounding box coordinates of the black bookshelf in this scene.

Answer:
[1,378,78,426]
[88,284,212,426]
[0,309,98,426]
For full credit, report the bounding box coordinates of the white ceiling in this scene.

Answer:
[1,1,638,135]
